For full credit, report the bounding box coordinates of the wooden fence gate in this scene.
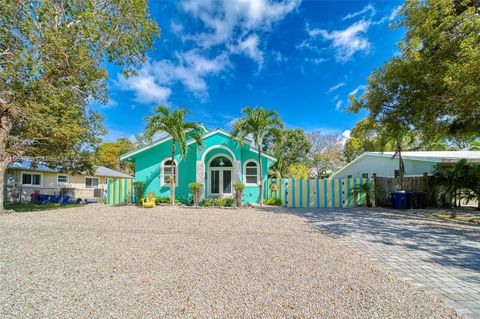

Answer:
[106,178,135,205]
[264,177,374,208]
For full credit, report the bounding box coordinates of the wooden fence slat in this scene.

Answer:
[264,177,375,209]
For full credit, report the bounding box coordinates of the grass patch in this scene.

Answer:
[418,210,480,224]
[4,202,82,212]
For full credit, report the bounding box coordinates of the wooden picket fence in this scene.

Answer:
[106,178,136,205]
[264,177,374,208]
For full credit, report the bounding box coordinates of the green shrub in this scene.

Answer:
[155,196,180,204]
[202,199,214,207]
[263,198,282,206]
[213,197,224,207]
[188,182,203,206]
[223,196,235,207]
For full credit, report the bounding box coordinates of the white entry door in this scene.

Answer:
[210,168,232,196]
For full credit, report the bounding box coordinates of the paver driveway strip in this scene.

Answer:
[293,208,480,319]
[1,205,459,318]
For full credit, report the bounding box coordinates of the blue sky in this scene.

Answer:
[96,0,404,142]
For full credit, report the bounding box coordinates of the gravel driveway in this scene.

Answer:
[0,205,459,318]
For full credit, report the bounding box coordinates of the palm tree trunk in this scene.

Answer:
[258,146,263,206]
[171,141,175,206]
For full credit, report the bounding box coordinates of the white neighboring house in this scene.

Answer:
[331,151,480,179]
[5,160,133,203]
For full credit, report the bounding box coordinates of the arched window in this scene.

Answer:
[209,156,232,167]
[161,159,177,186]
[244,160,259,185]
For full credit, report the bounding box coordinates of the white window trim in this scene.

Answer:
[160,158,178,187]
[21,171,43,187]
[243,159,260,186]
[85,177,100,189]
[57,174,69,184]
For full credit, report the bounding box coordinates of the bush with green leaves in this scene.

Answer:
[188,182,203,206]
[263,198,282,206]
[202,199,214,207]
[432,159,480,210]
[222,196,236,207]
[133,181,146,202]
[155,196,180,205]
[234,182,245,207]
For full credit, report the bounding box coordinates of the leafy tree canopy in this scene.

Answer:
[264,128,312,178]
[0,0,159,175]
[349,0,480,141]
[95,138,136,174]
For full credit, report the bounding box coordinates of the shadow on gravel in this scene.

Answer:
[265,207,480,273]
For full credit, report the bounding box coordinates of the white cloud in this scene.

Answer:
[182,0,300,46]
[118,73,171,105]
[181,0,300,64]
[349,84,366,97]
[335,100,343,111]
[340,129,351,145]
[170,21,184,35]
[389,5,401,21]
[118,51,230,102]
[120,0,299,102]
[229,34,264,67]
[310,20,371,62]
[272,50,288,63]
[327,82,345,93]
[98,99,118,109]
[342,4,375,21]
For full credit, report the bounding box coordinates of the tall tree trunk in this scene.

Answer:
[397,140,404,190]
[0,160,8,210]
[0,110,13,210]
[170,141,175,206]
[258,146,263,206]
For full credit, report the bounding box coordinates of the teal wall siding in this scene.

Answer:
[132,131,275,204]
[134,140,197,201]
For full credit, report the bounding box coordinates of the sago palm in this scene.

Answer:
[145,106,204,205]
[231,106,283,206]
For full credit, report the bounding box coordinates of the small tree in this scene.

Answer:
[234,182,245,207]
[145,106,204,205]
[133,181,146,202]
[231,106,284,206]
[432,159,470,207]
[351,181,375,208]
[464,165,480,210]
[188,182,203,207]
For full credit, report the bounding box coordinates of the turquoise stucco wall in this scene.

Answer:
[131,131,275,204]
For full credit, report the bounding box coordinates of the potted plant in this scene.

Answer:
[188,182,203,207]
[234,182,245,207]
[132,181,146,203]
[351,181,375,208]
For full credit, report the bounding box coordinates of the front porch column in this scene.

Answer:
[234,160,241,184]
[196,160,205,200]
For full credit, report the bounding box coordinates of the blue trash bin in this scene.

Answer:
[391,191,407,209]
[60,196,70,205]
[49,195,61,203]
[38,195,49,204]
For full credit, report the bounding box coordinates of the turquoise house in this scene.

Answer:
[120,126,276,204]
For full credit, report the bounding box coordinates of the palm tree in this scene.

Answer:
[145,106,204,205]
[231,106,284,206]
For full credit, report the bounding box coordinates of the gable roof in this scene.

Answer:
[8,160,133,178]
[120,127,277,162]
[331,151,480,178]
